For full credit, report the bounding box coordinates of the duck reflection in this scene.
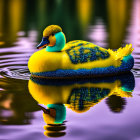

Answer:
[39,104,66,137]
[28,72,135,137]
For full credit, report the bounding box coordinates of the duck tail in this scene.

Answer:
[108,44,134,67]
[115,44,133,59]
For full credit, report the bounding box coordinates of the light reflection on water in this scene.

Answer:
[0,0,140,139]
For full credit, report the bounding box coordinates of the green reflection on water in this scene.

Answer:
[0,76,40,125]
[0,0,132,48]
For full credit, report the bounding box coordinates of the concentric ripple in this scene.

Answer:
[0,67,30,80]
[0,34,37,80]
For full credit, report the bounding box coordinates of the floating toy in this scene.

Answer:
[28,25,134,78]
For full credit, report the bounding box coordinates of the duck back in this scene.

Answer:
[63,40,110,64]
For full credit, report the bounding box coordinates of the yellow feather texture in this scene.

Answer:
[108,44,133,67]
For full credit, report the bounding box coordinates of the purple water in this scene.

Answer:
[0,0,140,139]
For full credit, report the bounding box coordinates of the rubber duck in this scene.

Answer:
[28,25,134,78]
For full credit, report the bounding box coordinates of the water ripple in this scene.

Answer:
[0,35,37,80]
[0,67,30,80]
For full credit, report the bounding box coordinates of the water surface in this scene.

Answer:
[0,0,140,140]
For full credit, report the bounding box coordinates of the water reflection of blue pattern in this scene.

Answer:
[70,88,110,102]
[30,72,135,92]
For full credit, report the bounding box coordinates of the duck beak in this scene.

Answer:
[38,104,50,114]
[37,37,49,49]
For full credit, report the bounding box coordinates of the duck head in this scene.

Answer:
[37,25,66,52]
[39,104,66,125]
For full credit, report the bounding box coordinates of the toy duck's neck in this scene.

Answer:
[46,32,66,52]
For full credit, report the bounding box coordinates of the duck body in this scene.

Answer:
[28,25,134,78]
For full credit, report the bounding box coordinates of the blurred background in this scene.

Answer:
[0,0,137,48]
[0,0,140,139]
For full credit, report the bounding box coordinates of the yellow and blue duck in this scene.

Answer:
[28,25,134,78]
